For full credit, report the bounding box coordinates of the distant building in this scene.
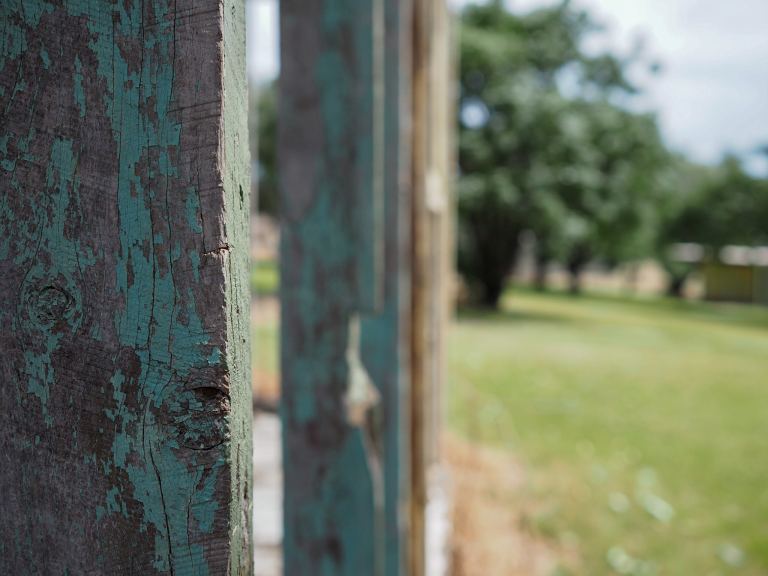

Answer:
[673,243,768,304]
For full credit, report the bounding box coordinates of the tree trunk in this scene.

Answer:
[667,274,687,298]
[474,235,517,310]
[535,254,549,292]
[567,245,590,296]
[0,2,252,574]
[569,269,582,295]
[567,259,584,295]
[482,278,506,308]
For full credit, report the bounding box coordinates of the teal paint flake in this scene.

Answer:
[185,188,203,233]
[73,55,85,117]
[104,486,125,518]
[39,40,50,68]
[104,370,126,421]
[0,133,10,155]
[189,250,200,282]
[206,348,221,366]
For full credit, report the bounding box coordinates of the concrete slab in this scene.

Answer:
[253,412,282,576]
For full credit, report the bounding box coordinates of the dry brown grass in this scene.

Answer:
[252,368,280,405]
[444,433,562,576]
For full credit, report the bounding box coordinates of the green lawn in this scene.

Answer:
[450,289,768,575]
[251,259,279,296]
[253,321,279,376]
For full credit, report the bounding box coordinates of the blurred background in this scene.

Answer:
[247,1,768,574]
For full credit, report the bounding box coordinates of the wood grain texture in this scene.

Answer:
[279,0,410,574]
[424,0,454,471]
[410,0,453,573]
[0,1,252,574]
[409,1,430,573]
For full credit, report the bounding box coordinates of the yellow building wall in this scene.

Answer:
[703,263,754,303]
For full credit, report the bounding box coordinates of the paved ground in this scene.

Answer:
[252,412,282,576]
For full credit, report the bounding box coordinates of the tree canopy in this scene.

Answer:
[249,0,768,306]
[250,81,278,216]
[457,0,671,304]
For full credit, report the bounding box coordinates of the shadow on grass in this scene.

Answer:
[456,304,573,325]
[497,285,768,332]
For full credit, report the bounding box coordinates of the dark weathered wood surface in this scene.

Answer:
[0,1,252,574]
[279,0,411,574]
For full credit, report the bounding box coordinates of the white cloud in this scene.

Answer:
[501,0,768,171]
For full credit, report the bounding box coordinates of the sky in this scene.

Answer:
[246,0,768,175]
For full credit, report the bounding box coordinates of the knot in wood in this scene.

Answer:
[29,286,74,328]
[18,267,83,335]
[154,381,231,451]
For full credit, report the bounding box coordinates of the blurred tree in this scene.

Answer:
[554,101,669,294]
[652,157,714,297]
[249,81,278,215]
[695,156,768,247]
[457,0,668,304]
[655,156,768,296]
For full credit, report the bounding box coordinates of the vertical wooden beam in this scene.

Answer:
[410,0,431,573]
[0,1,252,574]
[280,0,413,574]
[411,0,452,573]
[424,0,454,470]
[361,1,413,575]
[280,0,382,574]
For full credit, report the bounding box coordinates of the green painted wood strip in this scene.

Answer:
[0,1,252,574]
[364,0,412,573]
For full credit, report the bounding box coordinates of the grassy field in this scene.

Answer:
[251,259,279,297]
[250,259,280,402]
[450,289,768,575]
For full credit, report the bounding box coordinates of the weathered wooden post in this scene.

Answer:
[279,0,412,574]
[411,0,453,574]
[0,1,252,574]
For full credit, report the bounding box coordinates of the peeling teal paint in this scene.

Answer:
[73,56,85,116]
[19,138,87,421]
[190,250,201,282]
[207,348,221,366]
[185,188,204,234]
[280,0,407,572]
[0,1,53,73]
[39,40,49,68]
[1,0,251,572]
